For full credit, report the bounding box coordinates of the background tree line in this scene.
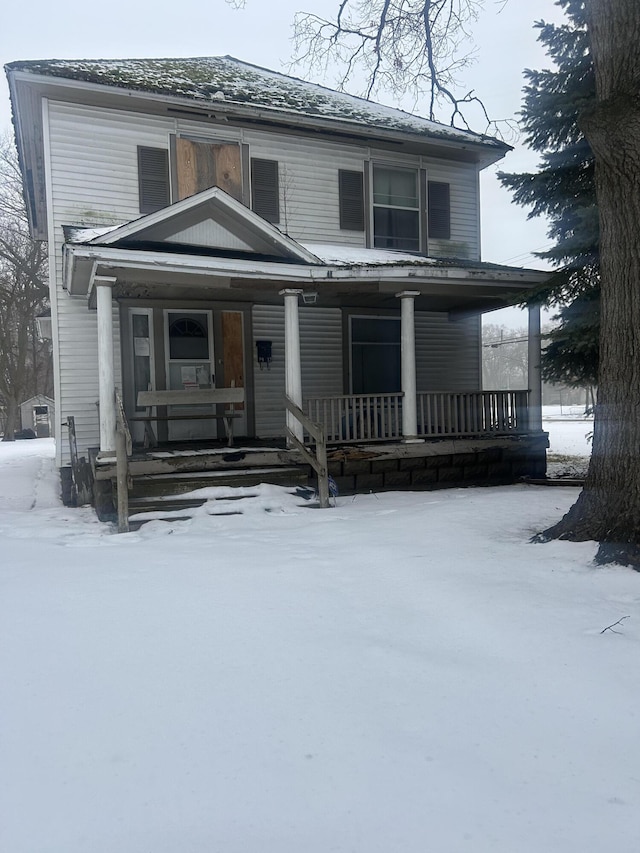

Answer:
[0,134,52,440]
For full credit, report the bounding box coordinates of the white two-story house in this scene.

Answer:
[6,56,548,514]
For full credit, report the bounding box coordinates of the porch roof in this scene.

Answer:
[63,239,548,315]
[62,184,547,314]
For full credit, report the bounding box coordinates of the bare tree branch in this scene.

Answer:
[600,616,630,635]
[290,0,499,130]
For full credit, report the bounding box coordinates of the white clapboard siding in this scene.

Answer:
[48,101,172,226]
[243,133,369,246]
[48,101,482,251]
[46,222,121,466]
[54,293,122,467]
[252,305,343,437]
[415,312,481,391]
[425,158,480,259]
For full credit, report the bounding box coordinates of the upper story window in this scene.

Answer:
[372,165,420,251]
[174,138,243,202]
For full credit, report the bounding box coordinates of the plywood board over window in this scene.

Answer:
[174,138,243,201]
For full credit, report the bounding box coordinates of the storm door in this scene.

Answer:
[164,310,215,441]
[128,308,156,445]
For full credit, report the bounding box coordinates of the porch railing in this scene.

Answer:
[417,390,529,437]
[306,393,404,443]
[284,395,330,508]
[304,390,529,444]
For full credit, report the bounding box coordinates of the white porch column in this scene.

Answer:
[95,276,117,453]
[527,303,543,432]
[397,291,421,441]
[280,289,304,444]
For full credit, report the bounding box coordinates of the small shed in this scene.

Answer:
[20,395,55,438]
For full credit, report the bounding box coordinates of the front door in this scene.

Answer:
[165,310,215,441]
[125,306,247,444]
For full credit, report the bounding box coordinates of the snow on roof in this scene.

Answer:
[300,243,438,267]
[7,55,508,151]
[64,225,119,243]
[63,225,542,277]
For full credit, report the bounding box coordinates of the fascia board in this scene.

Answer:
[65,243,547,298]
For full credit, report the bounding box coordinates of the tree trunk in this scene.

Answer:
[2,396,19,441]
[542,0,640,566]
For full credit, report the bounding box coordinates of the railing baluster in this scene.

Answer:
[304,390,532,444]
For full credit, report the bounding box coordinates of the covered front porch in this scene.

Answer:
[59,186,548,520]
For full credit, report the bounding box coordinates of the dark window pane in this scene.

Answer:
[373,208,420,250]
[169,317,209,360]
[351,318,401,394]
[352,317,400,343]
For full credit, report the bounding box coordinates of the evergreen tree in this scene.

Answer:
[498,0,599,388]
[542,0,640,565]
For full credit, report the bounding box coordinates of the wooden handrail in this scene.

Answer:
[284,396,330,508]
[115,389,131,533]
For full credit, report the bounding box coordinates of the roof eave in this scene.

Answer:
[7,68,510,164]
[63,242,548,300]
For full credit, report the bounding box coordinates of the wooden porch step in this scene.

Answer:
[94,447,302,481]
[127,493,257,526]
[130,466,310,500]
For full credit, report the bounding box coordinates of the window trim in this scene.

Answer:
[348,313,402,395]
[370,162,421,252]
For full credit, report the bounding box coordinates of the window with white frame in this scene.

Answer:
[372,165,420,251]
[351,316,401,394]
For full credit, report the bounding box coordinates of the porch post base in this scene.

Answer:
[402,437,425,444]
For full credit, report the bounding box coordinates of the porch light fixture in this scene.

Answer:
[302,291,318,305]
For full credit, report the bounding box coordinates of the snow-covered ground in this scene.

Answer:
[2,436,639,853]
[543,405,593,457]
[543,407,592,477]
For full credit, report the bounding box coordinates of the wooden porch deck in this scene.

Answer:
[86,389,544,528]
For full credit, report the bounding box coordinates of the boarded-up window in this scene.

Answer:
[428,181,451,240]
[175,138,243,202]
[251,158,279,223]
[339,170,365,231]
[138,147,170,213]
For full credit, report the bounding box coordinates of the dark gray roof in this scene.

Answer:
[6,55,508,151]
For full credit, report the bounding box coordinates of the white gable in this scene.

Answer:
[74,186,321,264]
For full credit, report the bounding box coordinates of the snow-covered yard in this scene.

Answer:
[1,435,639,853]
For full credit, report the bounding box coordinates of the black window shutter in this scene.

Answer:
[138,147,170,214]
[251,158,279,223]
[339,170,365,231]
[428,181,451,240]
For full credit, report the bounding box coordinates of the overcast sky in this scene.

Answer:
[1,0,568,326]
